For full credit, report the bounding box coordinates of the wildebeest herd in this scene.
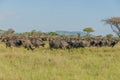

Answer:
[0,35,119,50]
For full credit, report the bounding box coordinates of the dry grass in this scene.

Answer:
[0,42,120,80]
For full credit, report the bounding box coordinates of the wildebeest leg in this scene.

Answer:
[6,43,11,48]
[29,46,35,51]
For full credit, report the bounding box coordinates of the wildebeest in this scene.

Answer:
[49,38,70,49]
[0,35,119,50]
[30,37,45,48]
[49,37,119,49]
[22,39,35,51]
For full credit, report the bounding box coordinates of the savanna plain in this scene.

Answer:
[0,42,120,80]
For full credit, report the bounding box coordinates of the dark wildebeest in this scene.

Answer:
[49,38,70,49]
[30,38,45,48]
[22,39,35,51]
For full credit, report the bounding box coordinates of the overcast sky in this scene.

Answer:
[0,0,120,35]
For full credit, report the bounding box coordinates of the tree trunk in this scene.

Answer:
[110,25,120,37]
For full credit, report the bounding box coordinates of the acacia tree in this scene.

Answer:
[83,27,94,36]
[103,17,120,37]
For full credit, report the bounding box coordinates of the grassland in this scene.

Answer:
[0,42,120,80]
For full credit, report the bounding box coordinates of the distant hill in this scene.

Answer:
[56,31,86,36]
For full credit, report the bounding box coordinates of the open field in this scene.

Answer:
[0,42,120,80]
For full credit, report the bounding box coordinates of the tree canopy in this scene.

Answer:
[83,27,94,36]
[103,17,120,37]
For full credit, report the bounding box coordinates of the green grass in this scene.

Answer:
[0,42,120,80]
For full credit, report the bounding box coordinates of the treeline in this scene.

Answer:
[0,28,116,39]
[0,29,59,37]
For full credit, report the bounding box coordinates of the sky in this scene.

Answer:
[0,0,120,35]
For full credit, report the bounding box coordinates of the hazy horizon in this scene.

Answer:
[0,0,120,36]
